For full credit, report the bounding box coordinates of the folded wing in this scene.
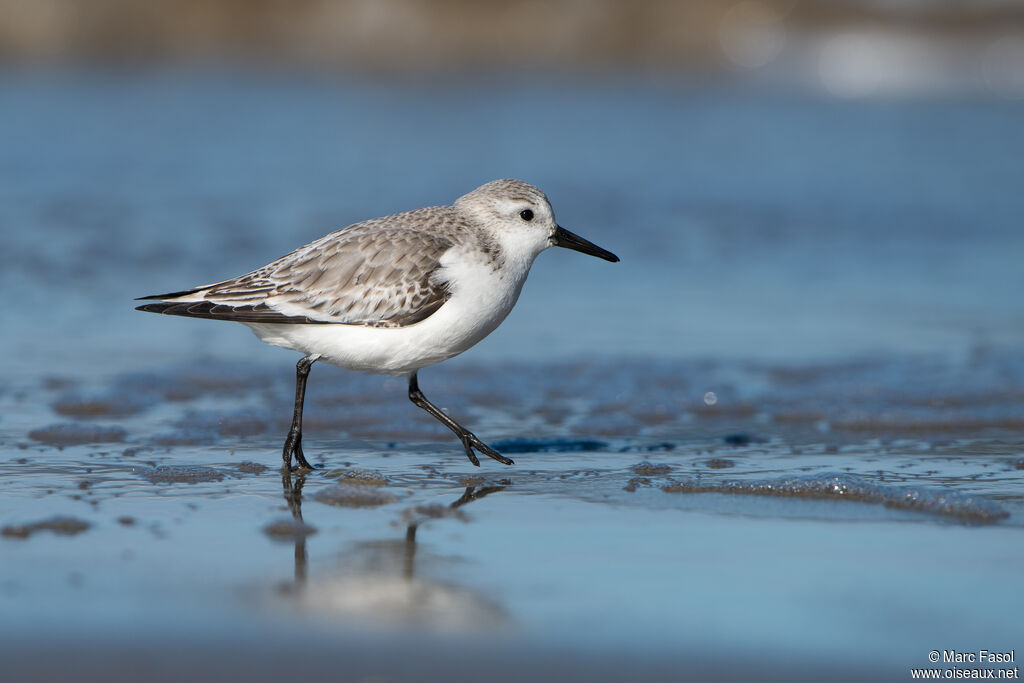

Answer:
[136,209,457,328]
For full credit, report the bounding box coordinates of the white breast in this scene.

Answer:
[245,242,537,375]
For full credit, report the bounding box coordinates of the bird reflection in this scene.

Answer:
[278,470,509,631]
[280,469,506,587]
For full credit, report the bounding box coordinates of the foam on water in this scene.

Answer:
[662,473,1010,523]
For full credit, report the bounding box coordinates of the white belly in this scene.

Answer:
[245,249,532,375]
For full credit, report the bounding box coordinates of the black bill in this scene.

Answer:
[551,226,620,262]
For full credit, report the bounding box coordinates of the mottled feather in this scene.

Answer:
[136,205,487,327]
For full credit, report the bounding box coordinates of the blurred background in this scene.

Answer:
[3,0,1024,87]
[2,3,1023,682]
[1,0,1022,376]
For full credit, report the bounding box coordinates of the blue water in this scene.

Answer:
[1,68,1022,682]
[2,68,1023,376]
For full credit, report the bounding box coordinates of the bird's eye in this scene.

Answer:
[519,209,534,222]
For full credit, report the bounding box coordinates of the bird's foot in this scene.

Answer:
[459,433,514,467]
[282,429,315,471]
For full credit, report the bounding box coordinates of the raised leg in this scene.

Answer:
[283,354,319,470]
[407,371,514,467]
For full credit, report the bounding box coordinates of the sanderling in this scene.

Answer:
[137,179,619,469]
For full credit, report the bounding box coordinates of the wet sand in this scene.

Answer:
[2,356,1022,682]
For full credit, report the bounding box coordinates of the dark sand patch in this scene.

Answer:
[704,458,736,469]
[326,469,389,486]
[154,412,277,446]
[142,465,226,484]
[237,461,269,474]
[630,461,672,476]
[263,519,318,540]
[313,484,397,508]
[2,516,91,539]
[51,396,147,419]
[28,423,126,446]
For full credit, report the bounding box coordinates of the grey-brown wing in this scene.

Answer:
[189,214,457,327]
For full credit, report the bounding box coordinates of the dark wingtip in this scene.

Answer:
[135,302,173,314]
[134,299,332,324]
[135,286,207,301]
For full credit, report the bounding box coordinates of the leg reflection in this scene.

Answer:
[279,475,509,590]
[282,468,309,586]
[403,484,507,581]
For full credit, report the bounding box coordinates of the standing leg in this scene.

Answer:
[283,354,319,470]
[407,371,514,466]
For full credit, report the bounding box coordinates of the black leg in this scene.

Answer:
[407,371,514,467]
[283,355,318,470]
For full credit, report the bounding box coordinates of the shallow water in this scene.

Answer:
[1,69,1023,681]
[3,356,1023,681]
